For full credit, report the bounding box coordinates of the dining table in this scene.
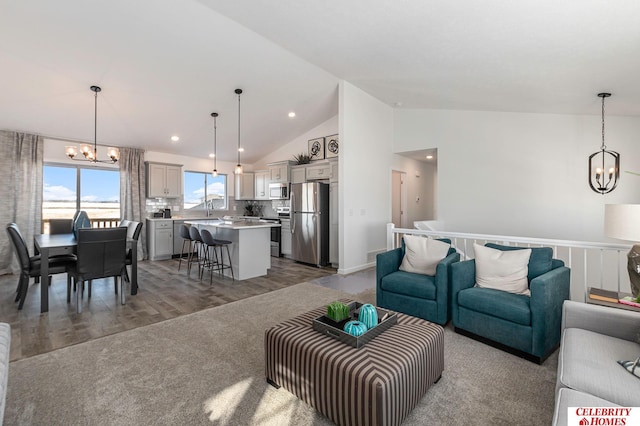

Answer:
[34,233,139,313]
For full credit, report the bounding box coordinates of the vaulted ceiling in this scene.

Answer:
[1,0,638,163]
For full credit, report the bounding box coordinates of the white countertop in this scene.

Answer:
[185,219,280,230]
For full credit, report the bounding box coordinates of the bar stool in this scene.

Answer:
[178,224,193,272]
[212,237,234,281]
[188,226,205,277]
[199,229,219,284]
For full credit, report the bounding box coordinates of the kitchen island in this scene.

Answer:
[186,219,280,280]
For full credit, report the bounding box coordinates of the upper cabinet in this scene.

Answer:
[306,163,330,180]
[146,162,182,198]
[235,172,255,200]
[290,166,306,184]
[268,161,292,183]
[254,170,269,200]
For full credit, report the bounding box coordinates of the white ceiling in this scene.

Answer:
[1,0,639,164]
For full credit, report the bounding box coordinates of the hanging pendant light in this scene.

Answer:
[211,112,219,177]
[65,85,119,164]
[235,88,243,175]
[588,93,620,194]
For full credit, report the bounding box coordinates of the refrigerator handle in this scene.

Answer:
[290,192,295,234]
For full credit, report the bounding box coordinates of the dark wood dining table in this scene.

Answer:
[34,233,139,313]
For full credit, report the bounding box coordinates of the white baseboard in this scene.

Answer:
[337,262,375,275]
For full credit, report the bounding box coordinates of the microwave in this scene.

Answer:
[269,183,289,200]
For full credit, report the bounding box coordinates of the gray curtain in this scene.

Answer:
[0,131,43,275]
[119,147,147,260]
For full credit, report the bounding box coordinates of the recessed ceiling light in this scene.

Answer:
[209,153,215,158]
[288,112,296,118]
[171,135,180,142]
[426,155,433,159]
[238,148,245,152]
[394,102,403,107]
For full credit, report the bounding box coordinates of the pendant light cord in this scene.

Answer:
[237,90,241,165]
[94,88,98,153]
[601,95,606,151]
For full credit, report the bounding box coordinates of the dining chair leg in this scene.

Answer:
[76,280,83,313]
[120,275,126,305]
[66,275,72,303]
[15,274,26,303]
[114,276,118,295]
[225,245,234,281]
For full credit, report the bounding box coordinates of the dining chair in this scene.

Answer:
[6,223,76,310]
[121,220,142,285]
[66,227,127,312]
[48,219,73,235]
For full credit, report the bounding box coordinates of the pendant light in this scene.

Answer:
[588,93,620,194]
[211,112,218,177]
[65,85,119,164]
[235,88,243,175]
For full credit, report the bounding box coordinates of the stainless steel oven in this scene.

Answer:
[269,183,289,200]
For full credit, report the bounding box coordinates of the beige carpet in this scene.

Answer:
[5,282,557,425]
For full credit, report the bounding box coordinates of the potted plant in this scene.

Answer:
[292,152,311,165]
[325,301,351,328]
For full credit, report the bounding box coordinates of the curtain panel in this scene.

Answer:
[0,131,43,275]
[119,147,147,260]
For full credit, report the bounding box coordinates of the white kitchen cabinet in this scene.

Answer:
[290,166,306,184]
[280,218,291,257]
[306,163,330,180]
[146,162,182,198]
[254,170,269,200]
[268,161,291,183]
[329,182,339,267]
[235,172,255,200]
[329,159,339,182]
[147,219,174,260]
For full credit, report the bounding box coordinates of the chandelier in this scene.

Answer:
[65,85,119,164]
[588,93,619,194]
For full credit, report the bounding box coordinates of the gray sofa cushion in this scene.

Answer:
[552,388,619,426]
[557,328,640,407]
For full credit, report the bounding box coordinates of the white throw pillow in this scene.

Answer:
[474,243,532,296]
[399,235,451,276]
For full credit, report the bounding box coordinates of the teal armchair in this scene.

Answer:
[451,243,570,363]
[376,239,459,325]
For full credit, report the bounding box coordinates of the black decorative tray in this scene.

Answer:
[312,302,397,348]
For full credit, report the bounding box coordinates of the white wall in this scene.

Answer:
[339,81,394,273]
[252,115,338,169]
[394,109,640,242]
[390,155,436,226]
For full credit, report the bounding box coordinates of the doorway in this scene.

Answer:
[391,170,407,228]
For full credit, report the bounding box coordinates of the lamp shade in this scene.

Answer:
[604,204,640,242]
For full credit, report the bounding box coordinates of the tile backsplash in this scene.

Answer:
[145,196,289,218]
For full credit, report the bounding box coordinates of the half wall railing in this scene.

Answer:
[386,223,632,303]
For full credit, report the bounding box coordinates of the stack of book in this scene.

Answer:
[589,288,640,309]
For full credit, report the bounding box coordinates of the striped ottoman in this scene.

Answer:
[264,301,444,426]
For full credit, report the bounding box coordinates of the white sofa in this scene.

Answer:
[553,301,640,425]
[0,323,9,425]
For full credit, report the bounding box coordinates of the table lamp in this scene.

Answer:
[605,204,640,297]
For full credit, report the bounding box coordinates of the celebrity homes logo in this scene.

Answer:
[568,407,640,425]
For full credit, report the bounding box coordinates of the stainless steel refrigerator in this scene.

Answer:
[290,182,329,266]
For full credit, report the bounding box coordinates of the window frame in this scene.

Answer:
[183,170,228,212]
[43,162,121,219]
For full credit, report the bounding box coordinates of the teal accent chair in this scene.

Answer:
[451,243,570,363]
[376,239,460,325]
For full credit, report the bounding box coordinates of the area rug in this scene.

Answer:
[5,282,557,425]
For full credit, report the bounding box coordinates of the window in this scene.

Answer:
[43,164,120,223]
[184,171,227,211]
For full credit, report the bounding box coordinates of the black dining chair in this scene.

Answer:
[6,223,76,310]
[121,220,142,285]
[66,227,127,312]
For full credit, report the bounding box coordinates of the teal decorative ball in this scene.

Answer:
[343,320,368,337]
[358,304,378,329]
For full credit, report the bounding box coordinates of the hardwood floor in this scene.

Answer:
[0,257,335,361]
